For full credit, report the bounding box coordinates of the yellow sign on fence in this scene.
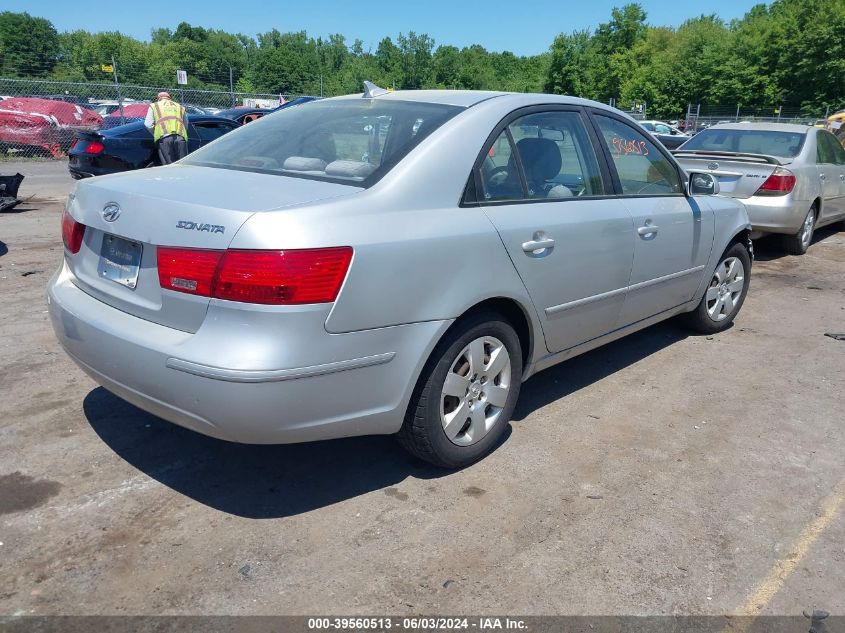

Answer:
[101,64,113,73]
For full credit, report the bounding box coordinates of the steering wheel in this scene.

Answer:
[486,166,509,189]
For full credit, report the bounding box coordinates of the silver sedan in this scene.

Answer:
[674,122,845,254]
[49,88,752,467]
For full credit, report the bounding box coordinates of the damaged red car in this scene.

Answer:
[0,97,102,158]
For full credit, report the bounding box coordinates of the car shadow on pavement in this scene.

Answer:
[512,321,690,421]
[83,387,467,519]
[753,226,841,262]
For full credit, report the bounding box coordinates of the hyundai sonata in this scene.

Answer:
[49,86,752,467]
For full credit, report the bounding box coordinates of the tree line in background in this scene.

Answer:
[0,0,842,118]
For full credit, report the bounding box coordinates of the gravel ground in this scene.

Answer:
[0,196,843,618]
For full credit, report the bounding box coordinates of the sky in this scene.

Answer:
[10,0,767,56]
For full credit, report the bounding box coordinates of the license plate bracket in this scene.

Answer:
[98,234,142,289]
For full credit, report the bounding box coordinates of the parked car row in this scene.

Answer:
[66,96,321,178]
[0,94,316,159]
[51,88,754,468]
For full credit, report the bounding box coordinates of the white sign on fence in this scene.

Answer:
[176,70,188,85]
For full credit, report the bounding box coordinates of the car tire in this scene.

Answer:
[782,206,815,255]
[397,312,522,469]
[682,242,751,334]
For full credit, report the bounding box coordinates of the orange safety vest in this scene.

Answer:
[151,99,187,142]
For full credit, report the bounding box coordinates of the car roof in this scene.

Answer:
[704,122,810,133]
[322,89,627,114]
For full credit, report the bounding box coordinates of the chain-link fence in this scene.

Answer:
[0,78,311,160]
[682,104,829,133]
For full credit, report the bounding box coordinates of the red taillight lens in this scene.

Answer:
[157,247,224,297]
[84,141,104,155]
[755,167,796,196]
[156,246,353,305]
[61,209,85,254]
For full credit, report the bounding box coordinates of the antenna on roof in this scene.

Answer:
[363,81,390,99]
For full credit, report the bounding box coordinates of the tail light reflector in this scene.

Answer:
[755,167,796,196]
[84,140,104,155]
[61,209,85,254]
[156,246,353,305]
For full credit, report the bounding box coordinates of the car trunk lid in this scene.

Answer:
[673,151,785,199]
[65,164,361,333]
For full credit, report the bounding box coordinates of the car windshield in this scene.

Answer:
[681,129,806,158]
[184,99,463,186]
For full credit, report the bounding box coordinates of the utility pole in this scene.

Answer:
[735,104,740,122]
[111,56,125,124]
[229,66,235,107]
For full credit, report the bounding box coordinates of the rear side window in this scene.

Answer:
[817,131,845,165]
[477,110,605,202]
[593,115,683,196]
[682,128,806,158]
[184,99,462,186]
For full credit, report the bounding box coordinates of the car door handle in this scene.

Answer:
[840,174,845,181]
[522,233,555,254]
[637,224,659,237]
[820,173,826,180]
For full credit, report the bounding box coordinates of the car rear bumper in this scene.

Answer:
[48,261,451,444]
[740,195,809,235]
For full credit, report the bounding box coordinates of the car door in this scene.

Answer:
[816,131,845,220]
[828,132,845,219]
[473,107,635,353]
[590,111,715,327]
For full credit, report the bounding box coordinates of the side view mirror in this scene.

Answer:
[689,172,720,196]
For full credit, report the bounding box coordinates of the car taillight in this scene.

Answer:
[61,209,85,254]
[84,141,104,155]
[755,167,796,196]
[156,246,353,305]
[157,248,224,296]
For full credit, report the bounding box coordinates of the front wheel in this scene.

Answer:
[397,312,522,468]
[682,242,751,334]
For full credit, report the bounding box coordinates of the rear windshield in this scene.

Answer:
[184,99,463,186]
[681,128,806,158]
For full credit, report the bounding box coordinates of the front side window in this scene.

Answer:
[184,99,463,186]
[477,110,605,202]
[594,115,683,196]
[193,122,235,142]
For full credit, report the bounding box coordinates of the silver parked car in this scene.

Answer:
[674,123,845,254]
[49,89,752,468]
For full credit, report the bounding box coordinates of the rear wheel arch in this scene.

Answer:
[454,297,534,373]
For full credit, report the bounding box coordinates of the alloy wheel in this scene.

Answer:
[705,256,745,322]
[439,336,512,446]
[799,209,815,251]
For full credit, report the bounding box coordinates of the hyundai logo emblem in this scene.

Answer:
[707,162,719,171]
[102,203,121,222]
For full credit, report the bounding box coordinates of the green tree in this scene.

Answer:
[0,12,60,76]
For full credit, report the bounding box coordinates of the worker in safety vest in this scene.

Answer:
[144,91,189,165]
